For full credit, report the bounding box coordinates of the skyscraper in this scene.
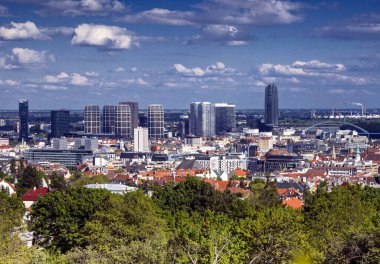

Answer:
[18,99,29,141]
[115,105,131,138]
[265,83,279,127]
[119,102,139,135]
[190,102,200,136]
[190,102,215,137]
[51,110,70,138]
[148,104,164,139]
[134,127,149,152]
[214,103,236,135]
[102,105,116,134]
[84,105,101,134]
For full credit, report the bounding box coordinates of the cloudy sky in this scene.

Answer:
[0,0,379,109]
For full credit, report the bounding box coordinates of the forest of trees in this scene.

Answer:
[1,176,380,263]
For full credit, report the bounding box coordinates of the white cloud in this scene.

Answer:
[130,67,138,72]
[259,63,317,76]
[226,40,249,46]
[123,1,303,26]
[43,85,68,91]
[292,60,345,71]
[85,71,99,77]
[174,61,237,77]
[114,67,126,72]
[12,48,55,64]
[174,64,205,76]
[38,0,125,16]
[124,78,149,85]
[70,73,90,86]
[71,24,135,50]
[43,72,91,86]
[0,21,47,40]
[0,79,19,86]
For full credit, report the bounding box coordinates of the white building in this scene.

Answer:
[134,127,149,152]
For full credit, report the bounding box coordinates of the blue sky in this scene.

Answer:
[0,0,379,109]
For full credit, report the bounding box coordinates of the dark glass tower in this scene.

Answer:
[18,99,29,141]
[102,105,116,134]
[265,84,279,127]
[215,103,236,135]
[51,110,70,138]
[119,102,139,135]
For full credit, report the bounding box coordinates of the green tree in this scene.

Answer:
[49,172,67,191]
[303,185,380,262]
[16,166,44,196]
[70,174,109,188]
[153,176,251,218]
[238,206,313,263]
[80,191,168,263]
[29,187,111,252]
[167,211,245,264]
[10,159,16,174]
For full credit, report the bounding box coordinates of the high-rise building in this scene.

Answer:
[189,102,200,136]
[119,102,139,135]
[18,99,29,141]
[265,83,279,127]
[102,105,116,134]
[214,103,236,135]
[51,110,70,138]
[133,127,149,152]
[115,105,131,138]
[148,104,164,139]
[84,105,101,134]
[178,114,190,138]
[190,102,215,137]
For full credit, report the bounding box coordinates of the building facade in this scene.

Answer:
[102,105,116,134]
[51,110,70,138]
[119,102,139,135]
[84,105,101,134]
[215,103,236,135]
[18,99,29,141]
[148,104,164,139]
[133,127,149,152]
[265,83,279,127]
[191,102,215,137]
[115,105,131,138]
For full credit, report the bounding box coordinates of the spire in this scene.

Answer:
[332,144,336,160]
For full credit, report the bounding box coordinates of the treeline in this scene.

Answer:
[1,176,380,263]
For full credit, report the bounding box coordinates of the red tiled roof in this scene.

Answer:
[282,197,304,209]
[21,187,49,202]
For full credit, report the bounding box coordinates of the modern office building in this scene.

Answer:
[24,149,93,167]
[189,102,200,136]
[18,99,29,141]
[115,105,131,138]
[119,102,139,134]
[265,83,279,127]
[190,102,215,137]
[133,127,149,152]
[51,138,68,150]
[102,105,116,134]
[148,104,164,139]
[51,110,70,138]
[178,114,190,137]
[84,105,101,134]
[214,103,236,135]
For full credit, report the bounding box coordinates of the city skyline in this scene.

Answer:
[0,0,379,109]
